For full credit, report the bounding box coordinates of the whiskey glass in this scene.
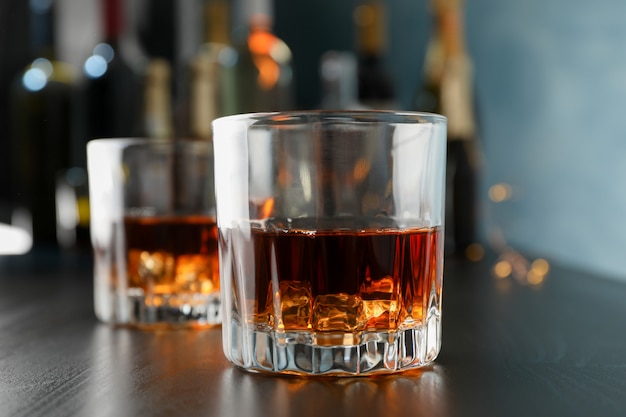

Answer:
[213,111,447,375]
[87,138,220,329]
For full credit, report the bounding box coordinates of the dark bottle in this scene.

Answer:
[137,0,176,69]
[64,0,141,250]
[133,0,177,138]
[353,0,396,109]
[10,0,77,247]
[79,0,139,145]
[413,0,481,256]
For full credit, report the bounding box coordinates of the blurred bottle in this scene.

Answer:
[132,0,176,139]
[138,58,175,139]
[319,51,366,110]
[413,0,481,256]
[186,54,220,140]
[353,0,396,110]
[220,0,295,114]
[137,0,177,70]
[79,0,140,145]
[63,0,141,250]
[182,0,232,140]
[9,0,77,247]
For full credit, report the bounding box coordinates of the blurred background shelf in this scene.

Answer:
[1,0,626,281]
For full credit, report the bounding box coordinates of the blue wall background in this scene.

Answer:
[275,0,626,280]
[468,0,626,280]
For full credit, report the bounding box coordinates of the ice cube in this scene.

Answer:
[360,276,401,329]
[129,250,175,294]
[267,280,312,330]
[175,254,219,294]
[312,293,365,332]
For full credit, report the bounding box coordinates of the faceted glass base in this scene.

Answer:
[224,313,441,376]
[124,290,222,329]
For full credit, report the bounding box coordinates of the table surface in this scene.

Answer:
[1,248,626,417]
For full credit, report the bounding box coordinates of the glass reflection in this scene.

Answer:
[218,365,450,417]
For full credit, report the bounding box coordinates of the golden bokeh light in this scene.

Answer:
[465,243,484,262]
[526,258,550,285]
[493,260,512,278]
[531,258,550,275]
[526,270,545,285]
[488,183,512,203]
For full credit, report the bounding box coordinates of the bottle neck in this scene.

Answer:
[432,0,476,139]
[103,0,124,45]
[30,0,56,60]
[143,59,173,139]
[189,55,219,139]
[436,1,466,59]
[203,0,231,45]
[232,0,274,41]
[320,51,362,110]
[423,26,445,87]
[423,0,469,84]
[354,0,387,58]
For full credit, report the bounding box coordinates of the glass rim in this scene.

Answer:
[86,137,212,151]
[212,110,447,127]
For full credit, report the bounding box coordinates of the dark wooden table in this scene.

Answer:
[1,248,626,417]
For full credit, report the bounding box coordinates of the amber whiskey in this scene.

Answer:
[249,218,442,335]
[124,215,219,296]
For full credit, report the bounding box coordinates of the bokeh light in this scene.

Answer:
[493,260,512,278]
[488,183,512,202]
[465,243,484,262]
